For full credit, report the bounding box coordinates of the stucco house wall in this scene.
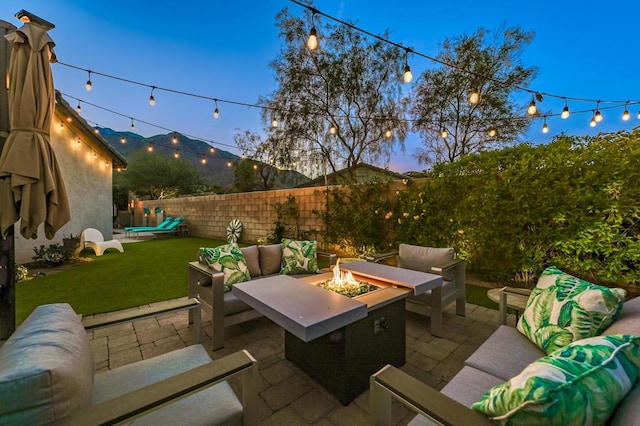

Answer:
[14,94,126,263]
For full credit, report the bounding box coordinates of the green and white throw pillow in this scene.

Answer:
[280,238,319,275]
[472,334,640,425]
[517,266,626,354]
[200,243,251,291]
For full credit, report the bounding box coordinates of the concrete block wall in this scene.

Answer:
[137,186,329,244]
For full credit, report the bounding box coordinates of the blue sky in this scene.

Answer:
[1,0,638,172]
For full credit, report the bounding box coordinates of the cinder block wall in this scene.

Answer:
[136,187,329,244]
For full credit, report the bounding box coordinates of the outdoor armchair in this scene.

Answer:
[367,243,466,337]
[0,301,259,425]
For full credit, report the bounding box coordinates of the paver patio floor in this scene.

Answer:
[85,299,510,425]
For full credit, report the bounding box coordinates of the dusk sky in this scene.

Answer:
[1,1,638,173]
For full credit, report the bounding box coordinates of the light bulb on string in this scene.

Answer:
[94,128,99,134]
[147,143,153,152]
[488,128,497,138]
[594,101,603,122]
[209,147,215,154]
[561,99,570,119]
[622,102,630,121]
[213,99,219,119]
[527,95,537,115]
[468,89,480,105]
[76,137,81,146]
[227,162,232,168]
[329,124,337,135]
[130,118,135,130]
[201,155,207,164]
[590,111,597,128]
[172,133,178,144]
[149,86,156,107]
[174,150,180,159]
[385,129,392,139]
[307,27,318,50]
[271,117,278,128]
[85,71,92,91]
[403,49,413,83]
[440,128,448,139]
[542,116,549,134]
[76,102,81,114]
[637,110,640,120]
[120,136,126,144]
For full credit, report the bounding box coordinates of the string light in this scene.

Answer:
[271,116,278,128]
[468,88,480,105]
[594,101,603,122]
[488,128,497,138]
[307,10,318,50]
[403,49,413,83]
[227,161,232,167]
[213,99,219,119]
[637,110,640,120]
[385,129,392,138]
[66,116,72,123]
[209,147,215,154]
[622,102,630,121]
[85,70,92,91]
[77,137,81,146]
[440,128,448,139]
[94,151,97,159]
[174,149,180,158]
[329,124,337,134]
[172,133,178,144]
[76,102,81,114]
[120,136,126,144]
[527,95,537,115]
[147,143,153,152]
[542,116,549,134]
[590,111,597,127]
[201,154,207,164]
[149,86,156,107]
[130,118,135,130]
[561,99,570,119]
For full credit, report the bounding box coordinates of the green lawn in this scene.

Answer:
[16,236,500,324]
[16,236,225,324]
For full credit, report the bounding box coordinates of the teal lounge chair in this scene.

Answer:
[124,217,174,236]
[129,218,185,238]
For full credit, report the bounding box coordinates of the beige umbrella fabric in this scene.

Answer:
[0,22,70,240]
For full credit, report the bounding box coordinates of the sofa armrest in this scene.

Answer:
[366,251,399,263]
[370,365,493,426]
[55,349,259,426]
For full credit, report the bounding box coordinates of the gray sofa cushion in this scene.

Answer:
[407,366,503,426]
[224,291,254,316]
[464,325,543,381]
[259,244,282,275]
[398,244,455,281]
[603,295,640,336]
[94,344,242,425]
[240,245,262,278]
[0,303,94,424]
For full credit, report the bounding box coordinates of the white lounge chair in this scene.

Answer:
[80,228,124,256]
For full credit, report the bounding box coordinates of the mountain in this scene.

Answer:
[98,128,309,189]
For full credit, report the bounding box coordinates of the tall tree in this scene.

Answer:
[117,149,206,199]
[256,6,408,181]
[408,27,537,166]
[234,130,279,191]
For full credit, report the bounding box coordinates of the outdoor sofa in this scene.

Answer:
[0,302,259,425]
[189,240,336,350]
[371,271,640,425]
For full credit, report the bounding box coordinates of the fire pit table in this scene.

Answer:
[232,261,442,404]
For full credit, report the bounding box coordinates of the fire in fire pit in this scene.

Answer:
[316,260,380,298]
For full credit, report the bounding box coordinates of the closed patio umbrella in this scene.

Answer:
[0,15,69,338]
[0,21,70,240]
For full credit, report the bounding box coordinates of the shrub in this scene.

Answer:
[32,243,71,267]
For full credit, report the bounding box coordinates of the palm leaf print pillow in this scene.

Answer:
[517,266,625,354]
[280,238,319,275]
[472,334,640,425]
[200,243,251,291]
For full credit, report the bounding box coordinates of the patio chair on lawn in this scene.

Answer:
[80,228,124,256]
[124,216,174,237]
[368,243,466,337]
[128,217,185,238]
